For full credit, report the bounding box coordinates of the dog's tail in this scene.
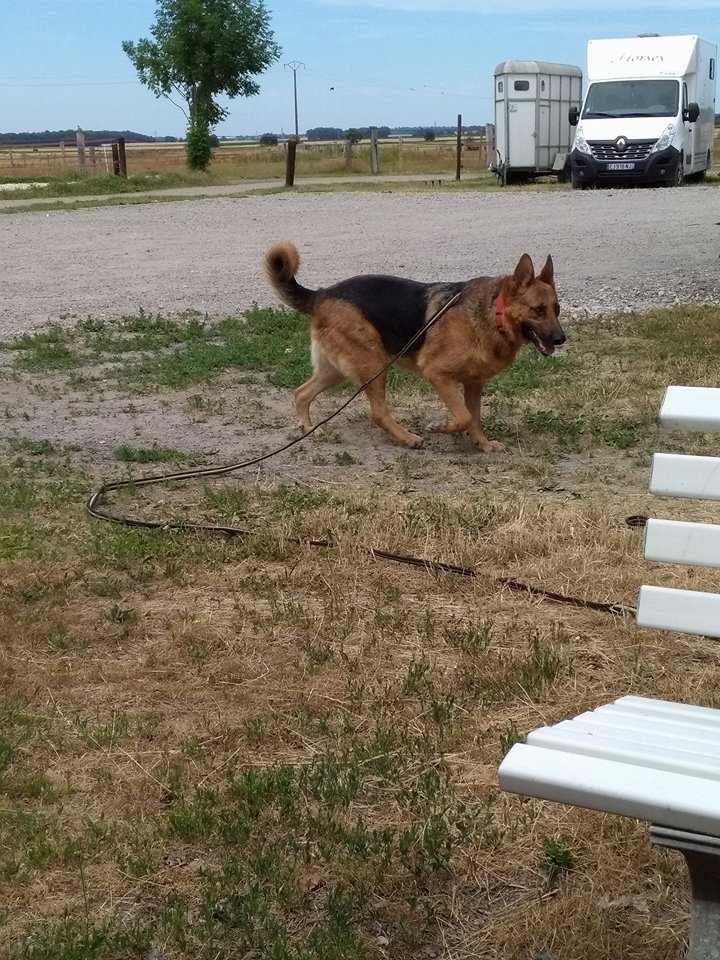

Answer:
[263,241,315,313]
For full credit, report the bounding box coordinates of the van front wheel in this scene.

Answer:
[670,153,684,187]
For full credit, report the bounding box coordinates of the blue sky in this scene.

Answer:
[1,0,718,137]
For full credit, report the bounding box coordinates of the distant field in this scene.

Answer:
[0,137,490,181]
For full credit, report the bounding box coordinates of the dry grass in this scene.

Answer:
[2,302,720,958]
[3,132,719,185]
[0,138,488,182]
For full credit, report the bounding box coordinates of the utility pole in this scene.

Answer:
[284,61,305,139]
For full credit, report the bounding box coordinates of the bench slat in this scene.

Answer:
[650,453,720,500]
[599,697,720,729]
[498,743,720,835]
[643,517,720,568]
[614,695,720,723]
[545,714,720,752]
[528,726,720,778]
[561,713,720,750]
[636,585,720,638]
[660,385,720,432]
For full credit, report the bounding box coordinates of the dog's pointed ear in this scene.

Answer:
[539,255,554,286]
[513,253,535,288]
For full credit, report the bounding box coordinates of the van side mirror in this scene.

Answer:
[568,105,580,126]
[684,102,700,123]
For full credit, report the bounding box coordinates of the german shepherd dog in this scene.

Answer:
[263,242,565,452]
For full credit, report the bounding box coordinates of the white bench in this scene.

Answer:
[637,385,720,640]
[499,385,720,960]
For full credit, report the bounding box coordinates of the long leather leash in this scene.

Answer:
[85,292,637,618]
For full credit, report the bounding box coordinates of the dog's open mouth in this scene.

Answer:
[521,323,555,357]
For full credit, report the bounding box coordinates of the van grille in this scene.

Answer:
[590,140,655,161]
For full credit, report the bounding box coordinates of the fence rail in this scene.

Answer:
[0,137,491,180]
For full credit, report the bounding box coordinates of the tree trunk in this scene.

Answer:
[186,91,214,171]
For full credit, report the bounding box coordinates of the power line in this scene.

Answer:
[0,79,140,88]
[303,65,489,103]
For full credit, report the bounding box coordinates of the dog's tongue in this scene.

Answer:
[529,328,554,357]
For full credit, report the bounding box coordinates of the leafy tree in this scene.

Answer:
[345,128,365,144]
[123,0,281,171]
[305,126,344,141]
[423,129,436,141]
[259,132,278,146]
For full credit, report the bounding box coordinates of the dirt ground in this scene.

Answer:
[2,186,720,338]
[1,184,719,482]
[3,186,720,960]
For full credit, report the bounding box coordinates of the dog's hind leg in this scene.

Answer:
[463,383,505,453]
[294,344,345,433]
[363,374,424,448]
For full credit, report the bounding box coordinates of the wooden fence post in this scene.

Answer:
[76,128,86,173]
[112,142,121,176]
[485,123,496,171]
[117,137,127,177]
[285,137,298,186]
[369,127,379,175]
[87,145,96,174]
[344,139,352,171]
[456,114,462,181]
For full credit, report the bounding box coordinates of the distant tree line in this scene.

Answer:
[303,125,485,141]
[0,130,180,145]
[1,122,492,149]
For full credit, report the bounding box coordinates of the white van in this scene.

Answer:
[569,34,717,188]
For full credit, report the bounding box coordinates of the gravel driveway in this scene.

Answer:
[2,186,719,340]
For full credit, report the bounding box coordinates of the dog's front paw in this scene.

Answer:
[477,439,505,453]
[297,422,322,438]
[402,432,425,449]
[429,420,472,434]
[429,421,450,434]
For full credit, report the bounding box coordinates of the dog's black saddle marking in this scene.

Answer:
[326,276,464,357]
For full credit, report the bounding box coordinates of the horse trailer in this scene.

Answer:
[493,60,583,184]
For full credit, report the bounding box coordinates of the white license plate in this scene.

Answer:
[607,162,635,171]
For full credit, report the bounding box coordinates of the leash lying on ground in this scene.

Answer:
[87,290,462,522]
[85,289,637,619]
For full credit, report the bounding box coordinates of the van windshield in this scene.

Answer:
[582,79,679,119]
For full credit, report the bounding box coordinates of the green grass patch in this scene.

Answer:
[3,307,311,388]
[126,307,311,389]
[10,917,154,960]
[487,347,573,397]
[5,170,202,200]
[7,438,56,456]
[113,444,198,464]
[522,411,658,452]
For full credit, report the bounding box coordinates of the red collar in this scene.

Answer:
[495,294,505,334]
